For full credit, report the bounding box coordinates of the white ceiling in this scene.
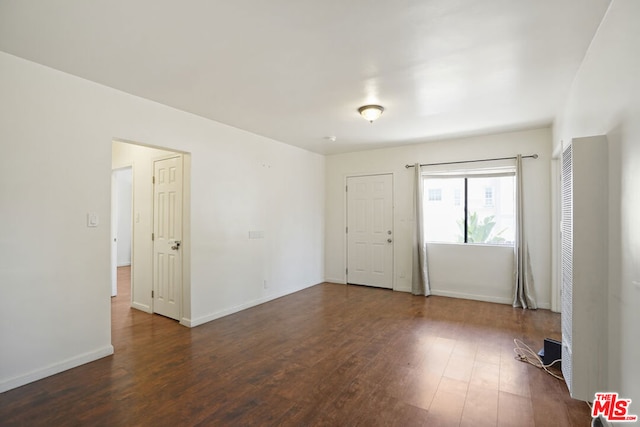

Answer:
[0,0,610,155]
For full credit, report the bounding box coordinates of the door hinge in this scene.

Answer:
[346,226,348,234]
[152,233,154,241]
[346,268,348,275]
[345,185,348,192]
[152,290,154,298]
[152,176,155,184]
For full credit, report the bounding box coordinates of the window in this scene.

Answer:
[454,188,462,206]
[428,188,442,201]
[423,172,515,245]
[484,186,494,207]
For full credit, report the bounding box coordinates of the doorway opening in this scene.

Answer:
[111,167,132,297]
[111,140,191,326]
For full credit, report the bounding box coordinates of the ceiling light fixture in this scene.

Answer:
[358,105,384,123]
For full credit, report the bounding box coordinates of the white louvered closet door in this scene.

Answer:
[561,144,573,393]
[560,136,608,402]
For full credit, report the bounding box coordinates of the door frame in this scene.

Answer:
[550,148,562,313]
[111,139,192,326]
[344,172,395,289]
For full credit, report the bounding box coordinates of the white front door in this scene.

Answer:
[153,155,183,320]
[347,174,393,289]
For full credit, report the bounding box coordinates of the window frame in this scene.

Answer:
[422,169,515,246]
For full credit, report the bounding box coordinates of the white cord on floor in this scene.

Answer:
[513,338,564,380]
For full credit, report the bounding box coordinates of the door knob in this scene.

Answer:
[171,240,181,250]
[387,238,392,243]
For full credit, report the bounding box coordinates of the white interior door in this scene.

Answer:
[347,174,393,289]
[153,155,183,320]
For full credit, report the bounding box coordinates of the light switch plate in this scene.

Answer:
[248,230,264,239]
[87,212,99,227]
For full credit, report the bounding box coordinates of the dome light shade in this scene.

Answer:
[358,105,384,123]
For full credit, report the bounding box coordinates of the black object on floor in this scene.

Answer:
[537,338,562,367]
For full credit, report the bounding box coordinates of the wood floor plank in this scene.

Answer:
[470,360,501,390]
[499,353,532,398]
[425,377,468,426]
[460,385,499,427]
[531,394,573,427]
[0,268,593,426]
[498,391,535,427]
[395,369,440,411]
[444,353,475,383]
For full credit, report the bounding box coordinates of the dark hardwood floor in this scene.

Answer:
[0,267,591,426]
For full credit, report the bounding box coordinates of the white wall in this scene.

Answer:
[553,0,640,409]
[326,128,552,307]
[115,167,132,267]
[0,51,325,392]
[428,243,515,304]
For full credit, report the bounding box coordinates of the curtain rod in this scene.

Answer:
[405,154,538,169]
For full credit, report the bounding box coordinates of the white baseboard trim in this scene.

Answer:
[131,301,151,313]
[302,281,553,310]
[0,345,114,393]
[430,289,551,309]
[116,262,131,267]
[187,281,322,328]
[430,289,513,305]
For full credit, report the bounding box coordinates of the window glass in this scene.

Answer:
[454,189,462,206]
[428,188,442,201]
[424,173,515,246]
[423,178,464,243]
[467,176,514,245]
[484,187,494,207]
